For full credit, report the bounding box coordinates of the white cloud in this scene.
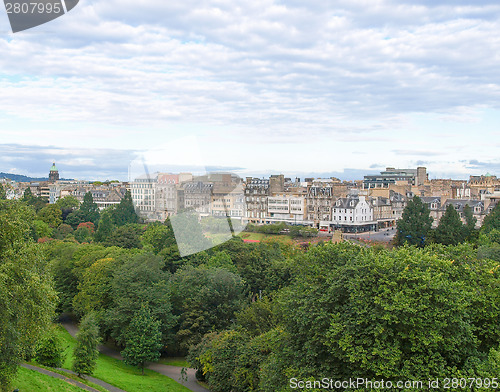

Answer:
[0,0,499,177]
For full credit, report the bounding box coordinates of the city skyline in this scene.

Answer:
[1,1,500,180]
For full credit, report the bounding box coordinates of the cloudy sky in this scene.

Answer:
[0,0,499,181]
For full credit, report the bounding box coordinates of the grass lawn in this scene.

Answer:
[57,325,191,392]
[13,366,87,391]
[158,357,189,367]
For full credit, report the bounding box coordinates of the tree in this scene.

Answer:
[80,192,100,224]
[112,191,139,226]
[56,195,80,221]
[53,223,74,240]
[33,219,53,240]
[482,203,500,235]
[94,211,114,243]
[122,303,163,375]
[463,204,477,242]
[0,184,6,200]
[395,196,433,247]
[106,253,176,347]
[22,187,35,204]
[169,265,244,353]
[141,221,176,253]
[37,204,63,228]
[65,209,87,229]
[434,204,465,245]
[33,326,66,368]
[0,199,57,390]
[73,312,101,378]
[74,226,93,243]
[56,195,80,211]
[105,224,142,249]
[22,187,48,212]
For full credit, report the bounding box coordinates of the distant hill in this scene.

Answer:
[0,172,73,182]
[0,172,48,182]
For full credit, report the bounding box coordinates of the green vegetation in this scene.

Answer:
[2,192,500,392]
[56,326,190,392]
[13,367,87,392]
[122,304,163,374]
[0,199,57,391]
[33,326,66,368]
[394,196,433,246]
[73,313,100,377]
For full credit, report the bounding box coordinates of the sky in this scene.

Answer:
[0,0,499,181]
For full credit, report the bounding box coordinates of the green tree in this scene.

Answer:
[0,199,57,390]
[105,224,142,249]
[141,221,176,253]
[0,184,6,200]
[106,253,176,347]
[94,210,115,243]
[482,203,500,235]
[122,304,163,375]
[169,265,244,353]
[463,204,478,242]
[22,187,35,204]
[73,257,122,317]
[65,210,87,229]
[37,204,63,228]
[53,223,74,240]
[434,204,465,245]
[395,196,433,247]
[56,195,80,211]
[33,326,66,368]
[56,195,80,221]
[112,191,139,226]
[80,192,100,225]
[73,312,101,378]
[74,227,92,243]
[33,219,53,240]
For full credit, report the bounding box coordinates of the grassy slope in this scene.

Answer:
[14,366,87,392]
[57,325,190,392]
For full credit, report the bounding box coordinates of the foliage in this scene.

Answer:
[105,224,143,249]
[395,196,433,247]
[65,209,88,229]
[111,191,139,226]
[73,257,122,317]
[33,326,66,368]
[33,219,53,239]
[141,220,176,253]
[56,195,80,211]
[0,200,57,390]
[122,304,163,375]
[74,226,93,243]
[463,204,478,241]
[37,204,63,228]
[53,223,74,240]
[80,192,100,225]
[434,203,465,245]
[94,210,114,243]
[22,187,48,212]
[0,183,6,199]
[73,312,101,377]
[169,265,244,354]
[106,253,176,347]
[481,203,500,235]
[77,222,95,233]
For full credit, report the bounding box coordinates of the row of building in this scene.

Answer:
[1,165,499,233]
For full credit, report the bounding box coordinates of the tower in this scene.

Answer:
[49,162,59,182]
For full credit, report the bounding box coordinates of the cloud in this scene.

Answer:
[392,150,443,156]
